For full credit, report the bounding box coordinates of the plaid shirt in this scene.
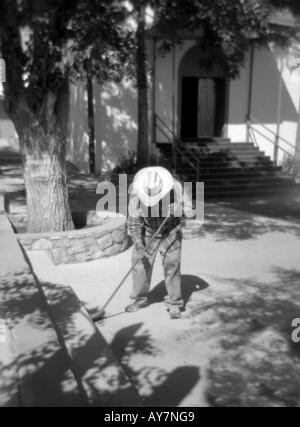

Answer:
[127,179,194,256]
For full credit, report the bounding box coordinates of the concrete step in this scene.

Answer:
[179,165,282,175]
[202,180,297,192]
[160,145,259,154]
[201,176,295,187]
[192,170,287,180]
[158,142,257,150]
[178,154,273,162]
[160,148,273,165]
[179,137,232,144]
[177,164,277,175]
[160,149,261,158]
[176,157,272,166]
[192,151,265,158]
[182,172,294,183]
[204,185,299,199]
[157,138,298,198]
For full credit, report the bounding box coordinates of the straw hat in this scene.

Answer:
[132,167,174,207]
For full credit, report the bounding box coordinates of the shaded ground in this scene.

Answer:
[0,268,84,406]
[59,204,300,407]
[205,280,300,407]
[2,148,300,226]
[0,150,102,214]
[218,195,300,225]
[1,148,300,406]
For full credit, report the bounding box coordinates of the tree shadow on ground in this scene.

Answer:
[195,268,300,407]
[195,202,300,242]
[0,272,140,406]
[0,270,200,407]
[217,194,300,225]
[0,329,142,407]
[0,272,85,406]
[109,322,200,407]
[149,275,209,308]
[144,366,200,407]
[0,343,84,407]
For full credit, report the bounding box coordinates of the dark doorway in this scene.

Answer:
[181,77,198,139]
[181,77,227,140]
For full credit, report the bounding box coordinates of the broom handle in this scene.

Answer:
[102,203,182,311]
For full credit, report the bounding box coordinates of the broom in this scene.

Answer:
[91,203,182,322]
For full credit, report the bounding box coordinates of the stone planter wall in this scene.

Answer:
[17,217,129,265]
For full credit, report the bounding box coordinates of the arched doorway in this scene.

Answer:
[178,43,228,140]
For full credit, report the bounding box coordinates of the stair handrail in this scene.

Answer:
[154,114,200,181]
[247,114,300,177]
[248,115,300,153]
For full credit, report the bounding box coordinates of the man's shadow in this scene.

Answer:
[148,275,209,309]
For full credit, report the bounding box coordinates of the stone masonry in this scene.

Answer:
[18,217,129,265]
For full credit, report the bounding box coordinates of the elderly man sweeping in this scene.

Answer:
[126,166,195,319]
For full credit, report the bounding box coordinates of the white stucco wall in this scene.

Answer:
[227,54,251,143]
[271,41,300,164]
[67,78,138,174]
[228,42,300,164]
[68,36,300,173]
[94,79,138,173]
[155,38,300,165]
[67,82,90,174]
[0,100,19,152]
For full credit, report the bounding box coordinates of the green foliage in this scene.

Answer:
[1,0,299,112]
[270,0,300,15]
[149,0,300,77]
[112,150,138,175]
[0,0,131,117]
[282,153,300,182]
[112,149,169,176]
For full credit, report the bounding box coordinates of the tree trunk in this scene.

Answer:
[15,89,74,233]
[136,3,149,169]
[23,135,73,233]
[0,3,74,233]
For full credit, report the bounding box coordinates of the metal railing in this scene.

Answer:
[154,114,200,181]
[246,114,300,177]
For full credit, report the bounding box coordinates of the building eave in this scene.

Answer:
[147,8,300,41]
[269,8,300,28]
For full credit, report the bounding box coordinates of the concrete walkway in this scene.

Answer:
[1,148,300,406]
[0,210,142,407]
[58,205,300,407]
[0,213,83,406]
[27,250,142,407]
